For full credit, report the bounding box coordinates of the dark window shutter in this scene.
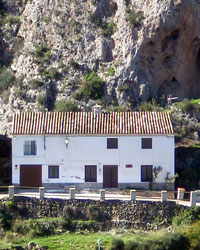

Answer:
[141,165,153,182]
[48,165,59,178]
[85,165,97,182]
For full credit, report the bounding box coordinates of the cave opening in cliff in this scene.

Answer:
[195,48,200,96]
[196,48,200,70]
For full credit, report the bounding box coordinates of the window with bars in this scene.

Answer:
[141,165,153,182]
[107,138,118,149]
[24,141,37,155]
[85,165,97,182]
[141,138,152,149]
[48,165,59,178]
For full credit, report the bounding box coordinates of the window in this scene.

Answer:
[48,165,59,178]
[107,138,118,149]
[141,165,153,182]
[141,138,152,149]
[24,141,36,155]
[126,164,132,168]
[85,165,97,182]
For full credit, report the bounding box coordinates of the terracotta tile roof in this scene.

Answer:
[12,112,174,135]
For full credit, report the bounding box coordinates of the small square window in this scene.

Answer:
[107,138,118,149]
[141,165,153,182]
[85,165,97,182]
[24,141,36,155]
[141,138,152,149]
[126,164,132,168]
[48,165,59,178]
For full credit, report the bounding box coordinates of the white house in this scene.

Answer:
[12,111,174,190]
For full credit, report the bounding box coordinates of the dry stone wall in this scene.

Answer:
[0,197,185,231]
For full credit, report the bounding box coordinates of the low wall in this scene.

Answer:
[0,197,185,231]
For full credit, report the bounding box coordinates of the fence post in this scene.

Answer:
[130,190,136,201]
[177,188,185,200]
[100,189,105,201]
[70,188,76,199]
[161,190,167,202]
[8,186,15,198]
[190,191,197,207]
[39,187,45,199]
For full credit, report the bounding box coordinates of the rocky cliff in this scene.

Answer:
[0,0,200,134]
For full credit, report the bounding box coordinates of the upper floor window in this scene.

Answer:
[24,141,36,155]
[107,138,118,149]
[141,138,152,149]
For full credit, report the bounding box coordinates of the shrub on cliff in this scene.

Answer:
[0,68,15,91]
[55,99,79,112]
[80,71,105,100]
[34,44,51,65]
[125,7,144,28]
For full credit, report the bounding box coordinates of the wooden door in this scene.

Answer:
[20,165,42,187]
[103,165,118,188]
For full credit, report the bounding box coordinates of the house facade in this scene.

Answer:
[12,112,174,190]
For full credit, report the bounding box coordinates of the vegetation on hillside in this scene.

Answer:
[0,205,199,249]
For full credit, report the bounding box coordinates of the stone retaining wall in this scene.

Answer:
[0,197,185,231]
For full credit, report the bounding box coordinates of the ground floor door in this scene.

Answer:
[103,165,118,188]
[20,165,42,187]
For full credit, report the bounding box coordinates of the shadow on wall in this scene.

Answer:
[175,147,200,191]
[0,135,11,185]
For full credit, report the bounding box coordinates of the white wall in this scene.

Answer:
[12,134,174,185]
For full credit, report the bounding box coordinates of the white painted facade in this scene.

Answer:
[12,134,174,189]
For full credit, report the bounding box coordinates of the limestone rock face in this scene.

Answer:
[0,0,200,134]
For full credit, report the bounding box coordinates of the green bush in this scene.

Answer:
[125,8,144,28]
[136,99,163,112]
[34,44,51,65]
[68,58,79,69]
[124,232,189,250]
[89,13,117,37]
[183,221,200,250]
[101,21,117,37]
[124,241,138,250]
[42,16,50,23]
[117,84,131,92]
[172,207,200,227]
[6,15,20,25]
[14,88,25,98]
[5,201,16,209]
[88,13,102,26]
[28,78,44,89]
[106,67,115,76]
[0,211,12,230]
[36,93,45,106]
[12,219,55,237]
[55,99,79,112]
[86,205,106,222]
[174,98,200,113]
[79,71,104,100]
[0,68,15,91]
[1,90,10,103]
[42,67,62,80]
[59,216,74,231]
[110,239,125,250]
